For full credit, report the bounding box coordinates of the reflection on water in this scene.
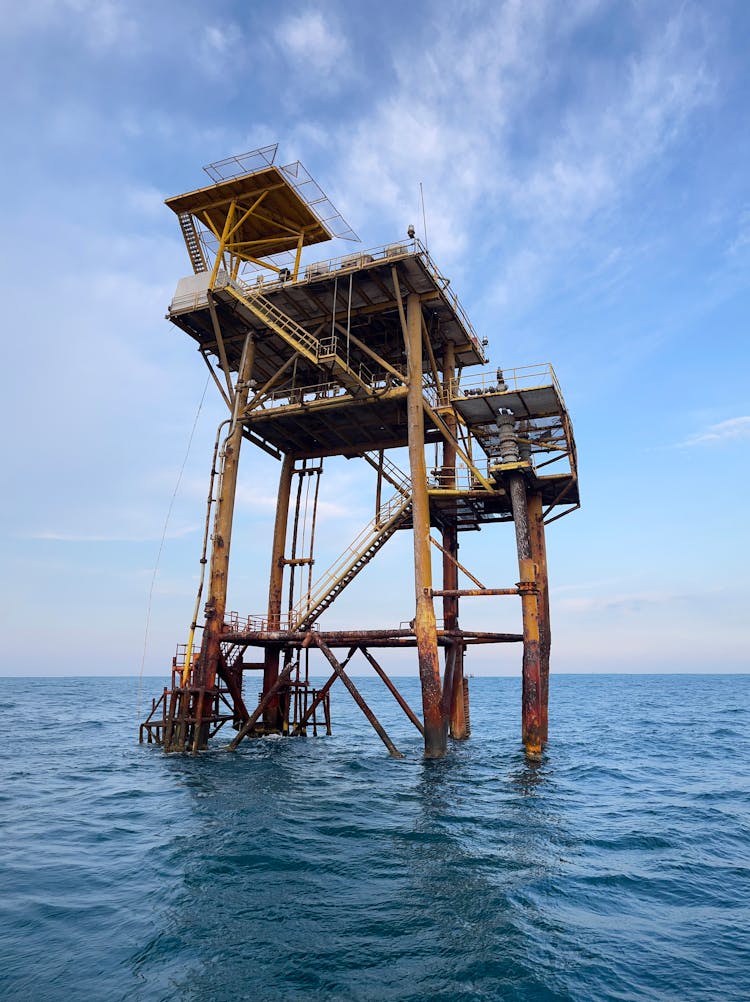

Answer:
[509,751,550,795]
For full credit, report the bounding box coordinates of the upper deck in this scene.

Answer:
[168,238,486,376]
[162,150,577,520]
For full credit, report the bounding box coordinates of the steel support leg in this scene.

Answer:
[439,341,468,739]
[527,491,550,743]
[508,472,543,756]
[405,292,447,757]
[191,334,256,749]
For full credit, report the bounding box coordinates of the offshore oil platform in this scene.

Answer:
[139,145,579,758]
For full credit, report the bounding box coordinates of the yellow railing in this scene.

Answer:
[289,489,413,629]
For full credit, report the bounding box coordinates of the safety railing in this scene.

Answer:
[366,451,411,495]
[453,363,565,407]
[233,238,485,363]
[224,612,312,634]
[427,459,493,491]
[254,364,402,411]
[169,240,486,365]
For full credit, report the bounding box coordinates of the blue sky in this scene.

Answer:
[1,0,748,677]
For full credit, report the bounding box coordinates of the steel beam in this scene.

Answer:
[313,636,404,758]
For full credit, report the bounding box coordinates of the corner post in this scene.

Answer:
[527,491,550,743]
[497,412,543,756]
[406,292,447,757]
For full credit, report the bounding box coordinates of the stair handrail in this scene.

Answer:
[224,285,374,391]
[290,489,412,627]
[362,451,412,496]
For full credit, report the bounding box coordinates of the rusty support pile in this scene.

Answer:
[139,148,579,759]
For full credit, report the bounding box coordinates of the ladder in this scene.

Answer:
[221,641,247,670]
[178,212,207,274]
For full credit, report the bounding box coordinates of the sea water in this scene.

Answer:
[1,674,748,1001]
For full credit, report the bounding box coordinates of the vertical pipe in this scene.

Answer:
[194,334,256,744]
[263,453,294,730]
[527,491,550,743]
[405,292,447,757]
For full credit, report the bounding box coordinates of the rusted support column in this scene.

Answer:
[497,412,543,757]
[512,473,543,756]
[440,341,468,740]
[405,292,447,757]
[193,334,256,746]
[527,491,550,743]
[262,452,294,730]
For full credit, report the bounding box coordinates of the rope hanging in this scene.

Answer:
[137,374,210,718]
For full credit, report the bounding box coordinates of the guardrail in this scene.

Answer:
[224,612,314,634]
[455,363,564,403]
[168,239,486,363]
[236,238,485,362]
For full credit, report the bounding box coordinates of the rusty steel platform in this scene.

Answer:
[139,146,580,759]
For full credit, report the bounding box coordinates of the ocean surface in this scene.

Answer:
[1,673,748,1001]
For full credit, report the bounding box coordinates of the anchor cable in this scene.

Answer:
[137,375,210,720]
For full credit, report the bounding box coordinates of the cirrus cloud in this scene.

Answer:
[681,416,750,446]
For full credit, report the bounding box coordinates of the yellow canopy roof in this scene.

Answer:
[165,166,332,258]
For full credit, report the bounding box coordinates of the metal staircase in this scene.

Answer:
[221,641,247,670]
[222,286,373,398]
[290,486,412,630]
[362,450,412,500]
[178,212,207,274]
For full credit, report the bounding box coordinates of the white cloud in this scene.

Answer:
[22,526,198,543]
[197,22,245,78]
[275,10,348,75]
[74,0,138,51]
[680,416,750,447]
[2,0,132,45]
[558,590,691,614]
[125,185,166,217]
[727,205,750,258]
[318,1,715,295]
[204,24,235,55]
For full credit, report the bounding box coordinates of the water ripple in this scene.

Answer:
[0,674,748,1001]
